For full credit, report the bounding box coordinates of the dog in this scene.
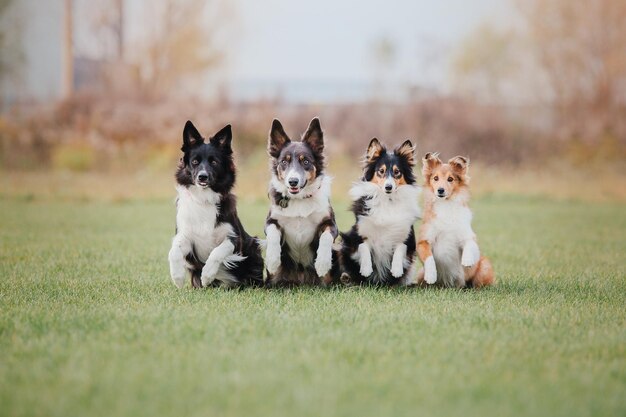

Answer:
[416,153,494,288]
[264,117,340,286]
[168,121,264,288]
[339,138,421,286]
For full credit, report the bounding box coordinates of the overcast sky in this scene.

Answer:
[228,0,512,88]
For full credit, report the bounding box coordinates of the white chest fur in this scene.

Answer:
[350,182,421,272]
[175,185,233,262]
[270,176,333,265]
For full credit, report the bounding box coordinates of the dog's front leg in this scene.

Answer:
[201,239,236,287]
[461,239,480,267]
[315,227,334,277]
[169,234,191,288]
[417,240,437,284]
[265,223,282,275]
[358,241,373,277]
[391,243,407,278]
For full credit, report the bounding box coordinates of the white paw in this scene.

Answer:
[170,271,185,289]
[424,256,437,284]
[315,251,332,277]
[265,246,281,275]
[360,260,373,277]
[461,241,480,267]
[200,260,220,287]
[391,262,404,278]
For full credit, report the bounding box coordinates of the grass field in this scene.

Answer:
[1,193,625,417]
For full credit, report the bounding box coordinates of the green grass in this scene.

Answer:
[0,195,624,417]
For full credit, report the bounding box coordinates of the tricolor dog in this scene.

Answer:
[264,118,339,286]
[416,153,494,288]
[168,121,264,288]
[340,139,421,286]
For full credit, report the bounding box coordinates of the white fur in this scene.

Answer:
[358,242,373,277]
[423,190,476,287]
[424,256,437,284]
[461,240,480,267]
[265,223,282,274]
[391,243,407,278]
[349,182,421,283]
[201,240,247,287]
[268,175,334,267]
[168,185,243,287]
[315,229,333,277]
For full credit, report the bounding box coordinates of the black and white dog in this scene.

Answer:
[340,139,421,286]
[168,121,263,288]
[264,118,340,286]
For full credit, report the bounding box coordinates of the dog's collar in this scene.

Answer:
[273,182,322,208]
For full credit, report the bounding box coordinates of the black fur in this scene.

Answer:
[173,121,263,288]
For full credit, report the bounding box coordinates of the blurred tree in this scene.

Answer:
[0,0,23,86]
[451,23,519,103]
[135,0,226,98]
[519,0,626,140]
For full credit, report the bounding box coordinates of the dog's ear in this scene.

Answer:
[448,156,469,174]
[302,117,324,155]
[422,152,441,178]
[396,140,416,166]
[210,124,232,153]
[366,138,384,162]
[182,120,204,151]
[268,119,290,158]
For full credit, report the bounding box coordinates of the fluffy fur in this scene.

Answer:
[340,139,421,286]
[168,121,263,288]
[264,117,340,286]
[416,152,494,288]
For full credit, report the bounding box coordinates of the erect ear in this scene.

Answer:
[395,140,416,166]
[209,124,232,152]
[182,120,204,151]
[366,138,384,162]
[448,156,469,175]
[421,152,442,178]
[302,117,324,154]
[268,119,290,158]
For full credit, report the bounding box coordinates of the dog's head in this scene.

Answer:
[268,117,325,196]
[362,139,416,194]
[422,153,469,199]
[176,120,235,193]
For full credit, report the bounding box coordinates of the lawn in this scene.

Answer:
[0,194,624,417]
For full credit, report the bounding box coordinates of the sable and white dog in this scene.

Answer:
[416,153,494,288]
[339,139,422,286]
[168,121,264,289]
[264,118,340,286]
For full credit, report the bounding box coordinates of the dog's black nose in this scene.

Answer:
[288,178,299,187]
[198,173,209,182]
[385,184,393,191]
[437,187,445,194]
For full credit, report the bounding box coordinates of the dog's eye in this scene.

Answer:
[447,177,453,182]
[191,159,199,166]
[211,160,218,166]
[281,160,287,166]
[378,168,385,175]
[394,169,401,177]
[433,176,439,181]
[303,159,309,166]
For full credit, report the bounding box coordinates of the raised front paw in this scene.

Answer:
[200,260,220,287]
[265,247,281,275]
[315,251,332,277]
[424,256,437,284]
[461,241,480,267]
[391,261,404,278]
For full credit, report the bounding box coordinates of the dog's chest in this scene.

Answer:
[358,197,415,251]
[271,199,329,265]
[427,201,472,242]
[176,188,230,261]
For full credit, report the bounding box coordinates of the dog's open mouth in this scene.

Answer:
[197,181,209,188]
[288,186,301,194]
